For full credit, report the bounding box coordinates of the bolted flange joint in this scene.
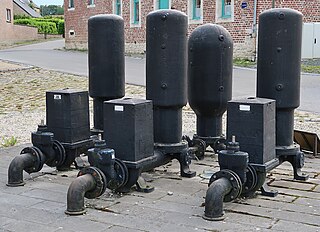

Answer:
[77,167,107,199]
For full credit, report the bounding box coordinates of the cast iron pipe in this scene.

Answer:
[203,177,232,221]
[7,153,38,187]
[65,174,96,215]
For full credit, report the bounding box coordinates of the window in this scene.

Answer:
[154,0,170,10]
[88,0,94,6]
[114,0,122,15]
[131,0,141,26]
[189,0,202,23]
[222,0,231,18]
[6,9,11,23]
[216,0,234,22]
[68,0,74,8]
[159,0,169,9]
[193,0,201,20]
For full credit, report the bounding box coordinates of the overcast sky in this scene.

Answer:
[32,0,63,6]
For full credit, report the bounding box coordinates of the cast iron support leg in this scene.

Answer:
[173,151,196,178]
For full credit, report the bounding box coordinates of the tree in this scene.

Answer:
[40,5,64,16]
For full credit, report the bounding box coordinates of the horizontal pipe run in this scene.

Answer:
[65,174,96,215]
[203,177,232,221]
[141,150,172,173]
[7,153,37,187]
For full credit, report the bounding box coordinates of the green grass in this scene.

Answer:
[301,65,320,74]
[2,136,18,147]
[233,58,256,68]
[234,58,320,74]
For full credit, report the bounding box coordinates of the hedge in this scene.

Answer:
[14,17,64,35]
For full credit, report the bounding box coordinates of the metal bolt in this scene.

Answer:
[219,86,224,91]
[161,44,166,49]
[161,14,167,21]
[161,83,167,89]
[218,35,224,41]
[277,47,282,53]
[232,135,236,143]
[230,177,234,181]
[279,12,285,20]
[276,84,283,91]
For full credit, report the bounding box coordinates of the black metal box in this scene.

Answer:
[46,89,90,143]
[104,98,154,162]
[227,97,276,164]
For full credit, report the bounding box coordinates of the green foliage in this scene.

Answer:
[301,65,320,74]
[2,136,18,147]
[57,20,65,35]
[14,17,64,35]
[40,5,64,16]
[14,14,31,20]
[233,58,256,68]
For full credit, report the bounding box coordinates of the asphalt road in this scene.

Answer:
[0,39,319,113]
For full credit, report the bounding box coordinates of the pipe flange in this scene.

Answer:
[242,165,258,195]
[209,169,242,202]
[192,138,206,160]
[20,146,44,173]
[114,158,129,191]
[78,167,107,199]
[52,140,66,167]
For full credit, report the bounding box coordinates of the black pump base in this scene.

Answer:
[154,142,196,178]
[276,144,309,181]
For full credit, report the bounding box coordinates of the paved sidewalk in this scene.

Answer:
[0,144,319,232]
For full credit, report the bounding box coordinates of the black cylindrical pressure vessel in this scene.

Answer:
[146,10,188,143]
[256,8,303,146]
[88,14,125,131]
[188,24,233,138]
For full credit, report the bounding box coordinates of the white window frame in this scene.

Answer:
[6,9,11,23]
[130,0,141,28]
[215,0,234,23]
[154,0,171,10]
[113,0,122,16]
[68,0,75,10]
[188,0,203,24]
[87,0,95,8]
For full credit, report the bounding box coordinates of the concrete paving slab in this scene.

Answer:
[1,144,320,231]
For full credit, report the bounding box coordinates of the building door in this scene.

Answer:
[159,0,169,9]
[302,23,320,59]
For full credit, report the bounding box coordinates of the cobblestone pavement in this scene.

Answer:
[0,60,320,231]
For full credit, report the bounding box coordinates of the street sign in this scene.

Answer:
[241,2,247,9]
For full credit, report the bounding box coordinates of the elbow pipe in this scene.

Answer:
[203,178,232,221]
[65,167,107,215]
[203,169,242,221]
[7,147,45,187]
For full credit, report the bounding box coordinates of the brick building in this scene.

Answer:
[0,0,38,44]
[64,0,320,58]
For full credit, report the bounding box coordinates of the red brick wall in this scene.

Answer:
[64,0,320,56]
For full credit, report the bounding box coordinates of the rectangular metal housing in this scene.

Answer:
[46,89,90,144]
[227,97,276,164]
[104,98,154,162]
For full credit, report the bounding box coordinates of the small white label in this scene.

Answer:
[239,105,250,111]
[114,105,124,111]
[54,94,61,100]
